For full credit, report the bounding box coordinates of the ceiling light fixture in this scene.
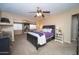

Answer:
[36,12,42,16]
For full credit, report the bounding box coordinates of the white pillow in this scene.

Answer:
[42,28,52,32]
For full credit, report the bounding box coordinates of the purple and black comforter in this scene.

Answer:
[32,31,54,39]
[32,31,44,36]
[43,32,54,39]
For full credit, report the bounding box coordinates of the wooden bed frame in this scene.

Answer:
[27,25,55,50]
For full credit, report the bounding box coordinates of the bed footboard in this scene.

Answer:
[27,33,39,50]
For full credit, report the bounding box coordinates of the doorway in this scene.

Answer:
[71,14,79,55]
[71,15,78,42]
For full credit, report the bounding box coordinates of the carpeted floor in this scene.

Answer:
[11,34,76,55]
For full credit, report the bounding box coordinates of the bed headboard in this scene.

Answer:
[43,25,55,29]
[43,25,55,35]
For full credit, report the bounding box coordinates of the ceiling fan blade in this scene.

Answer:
[27,12,37,13]
[43,11,50,13]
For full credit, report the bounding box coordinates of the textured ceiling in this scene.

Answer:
[0,3,79,20]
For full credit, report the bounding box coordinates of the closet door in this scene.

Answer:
[72,16,78,41]
[72,15,79,55]
[77,16,79,55]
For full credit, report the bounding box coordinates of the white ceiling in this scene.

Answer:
[0,3,79,20]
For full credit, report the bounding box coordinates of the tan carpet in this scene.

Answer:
[11,34,76,55]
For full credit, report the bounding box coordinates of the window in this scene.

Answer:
[13,23,22,30]
[29,24,36,30]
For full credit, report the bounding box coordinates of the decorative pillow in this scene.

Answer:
[42,28,52,33]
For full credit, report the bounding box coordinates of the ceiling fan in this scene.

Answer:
[28,7,50,17]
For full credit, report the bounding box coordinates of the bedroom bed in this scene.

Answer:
[27,25,55,50]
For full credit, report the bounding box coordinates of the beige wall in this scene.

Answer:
[36,17,44,31]
[44,8,79,43]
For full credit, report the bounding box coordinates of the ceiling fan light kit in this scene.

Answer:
[36,12,42,16]
[28,7,50,18]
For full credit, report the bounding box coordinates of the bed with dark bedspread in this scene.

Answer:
[27,25,55,50]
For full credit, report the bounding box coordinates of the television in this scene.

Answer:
[0,17,10,23]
